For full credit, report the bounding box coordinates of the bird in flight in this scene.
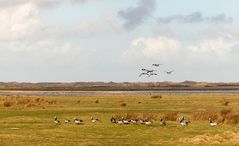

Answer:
[152,64,162,67]
[148,72,158,77]
[139,72,149,77]
[141,69,156,73]
[165,70,174,74]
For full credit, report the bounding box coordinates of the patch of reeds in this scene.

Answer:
[0,96,57,108]
[191,111,219,120]
[162,112,178,121]
[151,95,162,99]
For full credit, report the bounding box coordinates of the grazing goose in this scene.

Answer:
[144,120,152,125]
[111,116,116,124]
[138,119,144,124]
[130,119,137,124]
[64,119,70,123]
[116,120,123,125]
[91,117,100,123]
[179,117,190,126]
[209,118,217,127]
[160,118,166,126]
[74,118,83,125]
[122,118,130,124]
[54,116,60,124]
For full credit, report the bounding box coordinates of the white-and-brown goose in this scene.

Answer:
[54,116,60,124]
[74,118,83,125]
[209,118,217,127]
[91,117,100,123]
[179,117,190,126]
[160,118,166,126]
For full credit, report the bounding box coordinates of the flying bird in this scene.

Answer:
[139,72,149,77]
[152,64,162,67]
[165,70,174,74]
[141,69,156,73]
[148,72,158,77]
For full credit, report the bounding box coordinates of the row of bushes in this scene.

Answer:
[0,97,57,108]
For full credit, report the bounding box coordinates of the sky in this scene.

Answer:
[0,0,239,82]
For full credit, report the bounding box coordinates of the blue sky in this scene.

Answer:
[0,0,238,82]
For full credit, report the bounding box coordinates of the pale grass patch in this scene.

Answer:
[179,131,239,145]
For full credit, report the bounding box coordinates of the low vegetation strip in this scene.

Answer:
[0,93,239,145]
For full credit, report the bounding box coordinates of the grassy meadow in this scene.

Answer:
[1,93,239,145]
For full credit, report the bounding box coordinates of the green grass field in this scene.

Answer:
[1,93,239,146]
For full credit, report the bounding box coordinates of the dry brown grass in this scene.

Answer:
[224,112,239,124]
[179,131,239,145]
[162,112,178,121]
[0,96,56,108]
[95,100,99,103]
[150,95,162,99]
[120,103,127,107]
[191,111,219,120]
[3,101,13,107]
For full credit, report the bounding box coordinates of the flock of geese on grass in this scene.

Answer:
[139,64,174,78]
[54,116,218,127]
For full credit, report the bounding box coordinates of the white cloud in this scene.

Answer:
[0,0,92,8]
[0,3,41,41]
[123,35,239,62]
[123,36,181,61]
[77,13,124,36]
[188,37,239,58]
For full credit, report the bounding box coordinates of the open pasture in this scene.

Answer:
[1,93,239,145]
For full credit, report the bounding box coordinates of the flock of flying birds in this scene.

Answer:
[139,64,174,78]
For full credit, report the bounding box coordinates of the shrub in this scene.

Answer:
[120,103,127,107]
[151,95,162,99]
[191,111,219,120]
[224,112,239,124]
[142,113,158,120]
[220,108,232,118]
[3,101,12,107]
[222,101,230,106]
[162,112,178,121]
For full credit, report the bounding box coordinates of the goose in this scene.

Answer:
[148,72,158,77]
[130,119,137,124]
[141,68,156,73]
[116,120,123,125]
[122,118,130,124]
[64,119,70,123]
[54,116,60,124]
[209,118,217,127]
[152,64,162,67]
[138,119,144,124]
[179,117,190,126]
[91,117,100,123]
[111,116,116,124]
[144,120,152,125]
[160,118,166,126]
[74,118,83,125]
[165,70,174,74]
[145,69,156,73]
[139,72,149,77]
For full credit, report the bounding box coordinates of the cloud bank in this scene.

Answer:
[158,11,233,24]
[118,0,156,30]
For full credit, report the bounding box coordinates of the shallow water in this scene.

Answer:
[0,90,239,97]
